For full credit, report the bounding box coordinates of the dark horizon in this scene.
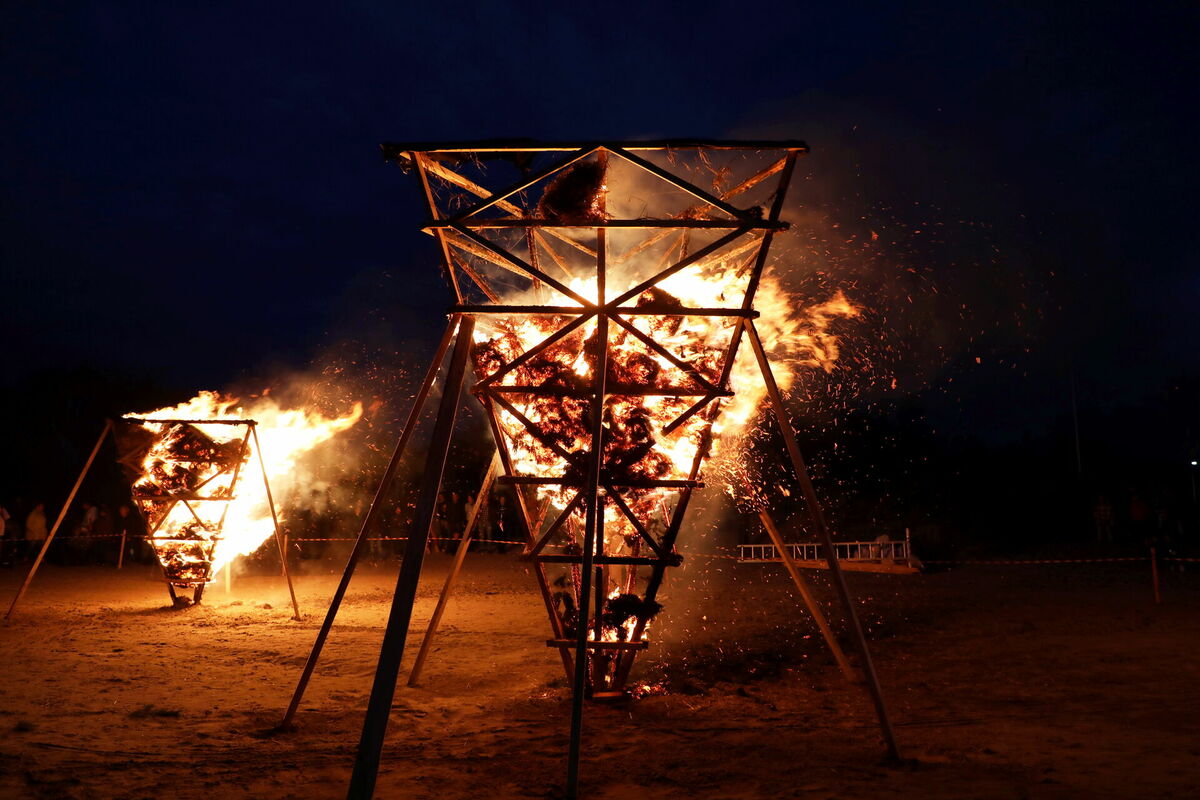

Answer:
[3,1,1198,540]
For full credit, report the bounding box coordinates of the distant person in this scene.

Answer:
[79,501,97,533]
[497,494,521,552]
[92,505,114,562]
[1130,494,1152,544]
[392,502,409,559]
[445,491,466,553]
[25,503,48,561]
[359,498,382,563]
[433,492,449,553]
[310,489,329,561]
[67,501,98,564]
[324,488,353,567]
[1093,495,1114,542]
[492,495,507,549]
[0,502,11,565]
[115,505,142,563]
[292,503,314,562]
[872,532,893,560]
[475,491,492,552]
[1153,494,1172,533]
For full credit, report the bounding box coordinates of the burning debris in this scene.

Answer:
[537,160,607,223]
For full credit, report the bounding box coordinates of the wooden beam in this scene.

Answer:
[746,320,901,761]
[758,509,856,682]
[407,453,501,686]
[5,420,112,619]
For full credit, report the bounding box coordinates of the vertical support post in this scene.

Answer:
[283,316,460,729]
[347,315,475,800]
[567,170,608,800]
[281,533,289,577]
[117,533,126,570]
[281,316,460,730]
[6,420,112,619]
[746,321,901,761]
[251,424,301,620]
[758,509,856,683]
[1151,547,1161,605]
[407,453,500,686]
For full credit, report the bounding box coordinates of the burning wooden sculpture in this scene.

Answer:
[405,142,807,697]
[4,390,362,619]
[117,391,361,613]
[284,141,900,799]
[119,417,255,605]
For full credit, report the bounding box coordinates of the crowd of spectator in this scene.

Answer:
[0,475,534,576]
[0,497,149,567]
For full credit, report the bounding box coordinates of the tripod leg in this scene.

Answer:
[280,316,460,729]
[6,421,112,619]
[566,295,610,798]
[758,508,856,682]
[251,425,301,621]
[346,315,475,800]
[407,453,500,687]
[746,320,901,760]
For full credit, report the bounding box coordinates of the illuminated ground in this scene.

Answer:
[0,554,1196,799]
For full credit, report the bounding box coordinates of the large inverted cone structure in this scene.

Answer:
[393,141,803,694]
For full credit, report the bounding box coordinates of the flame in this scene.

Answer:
[125,391,361,583]
[472,241,859,649]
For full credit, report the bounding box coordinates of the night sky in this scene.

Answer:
[3,2,1198,497]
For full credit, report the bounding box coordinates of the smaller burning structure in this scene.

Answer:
[4,390,362,620]
[120,391,363,612]
[119,417,259,605]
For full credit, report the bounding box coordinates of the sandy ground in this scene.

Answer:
[0,552,1197,799]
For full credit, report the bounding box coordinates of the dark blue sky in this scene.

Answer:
[3,1,1197,439]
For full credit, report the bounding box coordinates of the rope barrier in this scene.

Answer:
[0,535,527,544]
[922,556,1151,565]
[287,537,527,545]
[3,536,1195,563]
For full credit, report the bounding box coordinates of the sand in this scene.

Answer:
[0,553,1196,799]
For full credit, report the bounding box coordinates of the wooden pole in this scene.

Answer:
[6,420,112,620]
[251,425,301,621]
[757,509,857,683]
[347,316,475,800]
[566,212,609,800]
[745,321,901,761]
[1151,547,1161,605]
[407,453,500,687]
[280,315,460,730]
[117,533,126,570]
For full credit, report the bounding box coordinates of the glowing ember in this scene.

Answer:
[124,391,361,586]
